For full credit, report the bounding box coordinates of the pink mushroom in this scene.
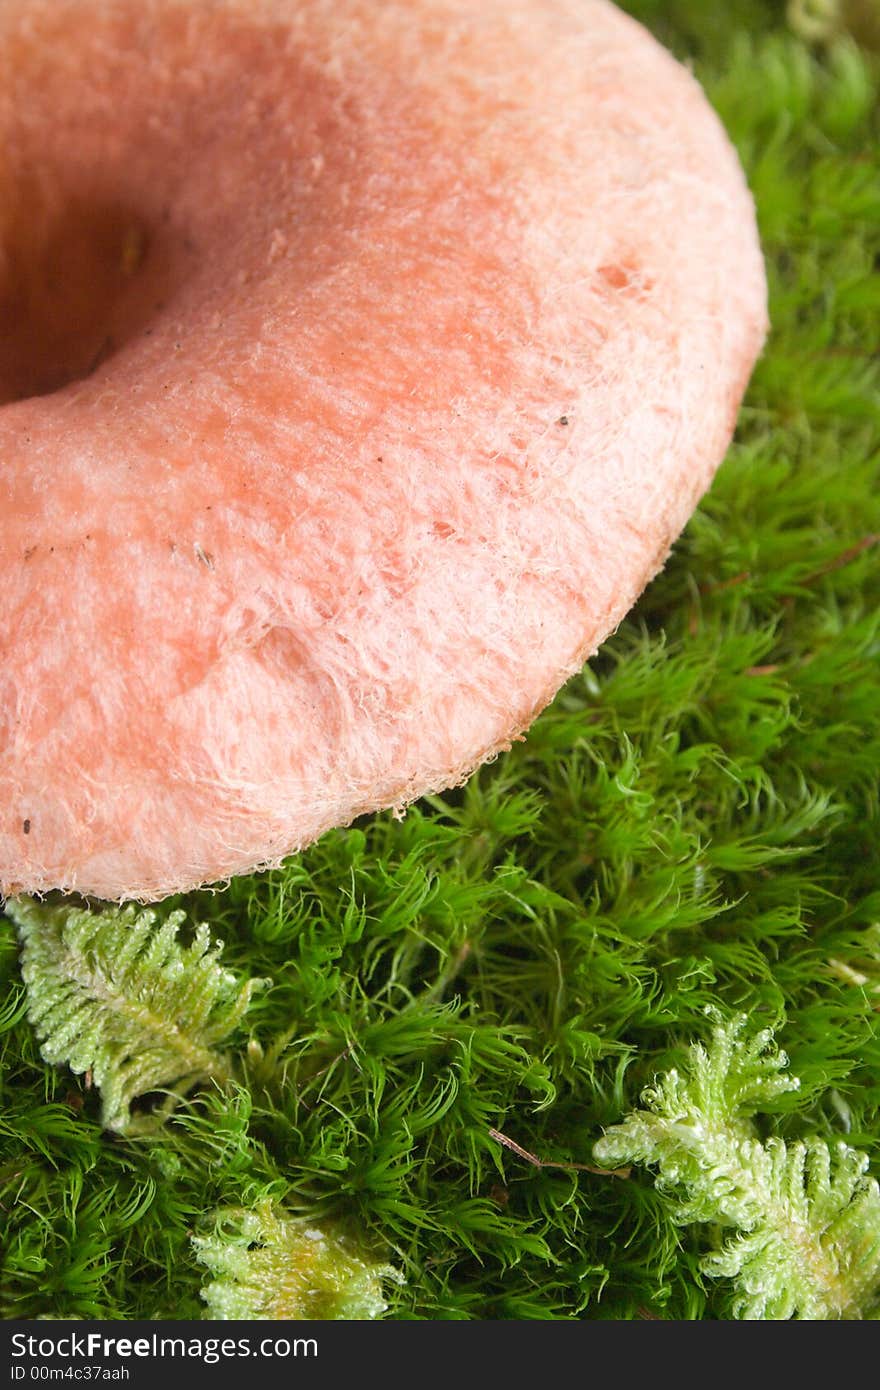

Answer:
[0,0,767,903]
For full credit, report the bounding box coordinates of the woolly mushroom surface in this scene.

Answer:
[0,0,767,901]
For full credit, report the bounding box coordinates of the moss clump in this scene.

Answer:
[595,1014,880,1320]
[193,1203,401,1320]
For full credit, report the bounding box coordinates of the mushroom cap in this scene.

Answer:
[0,0,767,902]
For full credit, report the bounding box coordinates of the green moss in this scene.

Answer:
[8,897,265,1133]
[1,0,878,1320]
[192,1202,401,1320]
[595,1014,880,1319]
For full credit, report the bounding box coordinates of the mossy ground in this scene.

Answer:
[1,0,878,1321]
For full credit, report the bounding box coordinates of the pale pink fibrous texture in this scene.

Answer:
[0,0,768,902]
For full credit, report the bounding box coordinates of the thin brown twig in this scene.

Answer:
[799,534,879,588]
[698,535,878,608]
[700,569,751,595]
[488,1127,630,1179]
